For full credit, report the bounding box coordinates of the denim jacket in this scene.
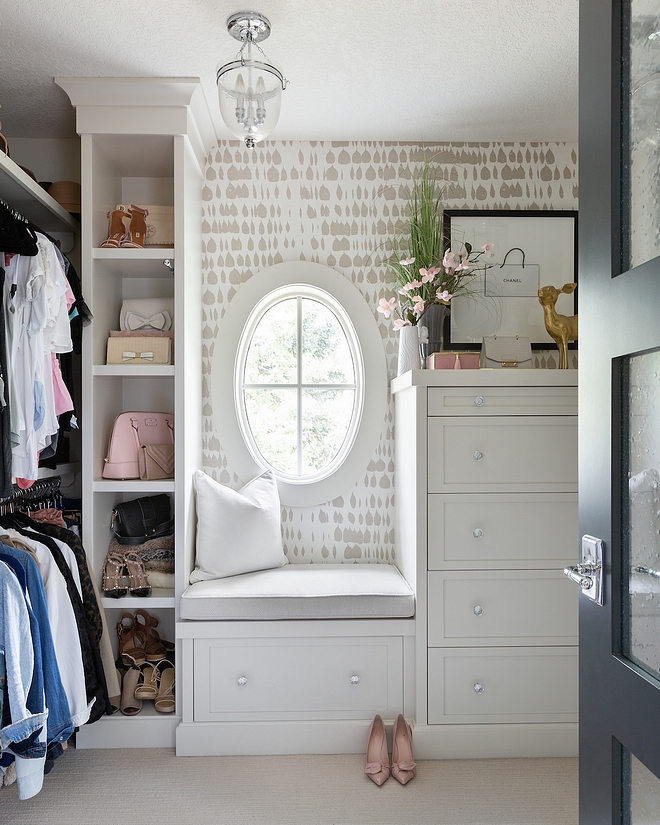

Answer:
[0,561,47,750]
[0,545,73,747]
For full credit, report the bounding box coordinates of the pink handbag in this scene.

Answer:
[102,412,174,480]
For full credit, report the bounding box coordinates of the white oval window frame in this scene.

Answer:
[211,261,387,507]
[236,284,363,485]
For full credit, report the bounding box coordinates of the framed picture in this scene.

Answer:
[442,210,578,349]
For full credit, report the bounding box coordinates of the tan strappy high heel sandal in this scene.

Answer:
[154,663,175,713]
[100,206,128,248]
[117,612,146,666]
[120,204,149,248]
[135,609,174,661]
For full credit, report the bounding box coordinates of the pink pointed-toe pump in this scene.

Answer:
[364,714,390,786]
[391,714,417,785]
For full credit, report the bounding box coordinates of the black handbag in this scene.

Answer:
[110,494,173,545]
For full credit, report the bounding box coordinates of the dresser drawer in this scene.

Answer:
[428,386,578,417]
[428,647,578,724]
[428,493,578,569]
[427,417,577,493]
[193,636,403,721]
[428,571,578,646]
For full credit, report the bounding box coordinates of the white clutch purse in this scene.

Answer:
[119,298,174,332]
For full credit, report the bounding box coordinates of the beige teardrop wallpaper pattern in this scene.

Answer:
[202,141,578,565]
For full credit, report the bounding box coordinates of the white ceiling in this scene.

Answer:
[0,0,579,144]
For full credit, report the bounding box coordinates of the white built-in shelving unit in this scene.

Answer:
[56,78,214,747]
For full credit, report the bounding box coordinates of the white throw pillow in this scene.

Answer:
[190,469,287,582]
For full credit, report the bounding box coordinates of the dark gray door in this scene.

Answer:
[579,0,660,821]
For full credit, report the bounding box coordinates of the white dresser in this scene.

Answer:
[392,369,579,759]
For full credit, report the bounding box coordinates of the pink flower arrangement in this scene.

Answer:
[378,244,493,328]
[378,160,493,328]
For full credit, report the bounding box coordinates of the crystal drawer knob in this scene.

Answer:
[473,605,484,616]
[474,683,485,693]
[237,676,248,687]
[474,396,485,407]
[473,528,484,539]
[350,675,360,686]
[473,450,484,461]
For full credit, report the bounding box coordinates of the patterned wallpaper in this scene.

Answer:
[201,141,578,565]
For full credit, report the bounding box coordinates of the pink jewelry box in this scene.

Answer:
[426,351,480,370]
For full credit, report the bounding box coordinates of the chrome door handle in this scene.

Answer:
[563,535,604,606]
[564,564,595,589]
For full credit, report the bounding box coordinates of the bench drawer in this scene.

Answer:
[193,636,403,721]
[428,570,578,646]
[428,647,578,724]
[427,493,578,569]
[427,417,577,493]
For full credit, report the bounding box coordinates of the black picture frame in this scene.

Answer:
[442,209,578,350]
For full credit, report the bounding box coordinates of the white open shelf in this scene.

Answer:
[0,152,80,233]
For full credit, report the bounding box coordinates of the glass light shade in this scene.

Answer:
[217,44,284,147]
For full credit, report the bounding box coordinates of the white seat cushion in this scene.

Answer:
[180,564,415,620]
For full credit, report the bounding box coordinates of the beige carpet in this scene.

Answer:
[0,750,578,825]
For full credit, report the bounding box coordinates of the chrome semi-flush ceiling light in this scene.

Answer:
[216,11,288,148]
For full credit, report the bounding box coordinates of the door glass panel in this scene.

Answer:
[624,0,660,269]
[623,350,660,679]
[623,748,660,823]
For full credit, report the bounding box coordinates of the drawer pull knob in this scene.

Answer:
[237,676,248,687]
[473,605,484,616]
[473,528,484,539]
[473,450,484,461]
[350,675,360,686]
[474,396,485,407]
[474,682,485,693]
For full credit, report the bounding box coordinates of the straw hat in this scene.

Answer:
[47,180,81,214]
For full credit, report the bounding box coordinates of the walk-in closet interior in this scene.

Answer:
[0,2,587,816]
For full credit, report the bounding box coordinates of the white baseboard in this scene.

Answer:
[75,713,179,749]
[176,719,374,756]
[175,719,578,758]
[411,722,578,759]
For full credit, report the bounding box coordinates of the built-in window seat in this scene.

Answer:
[176,563,415,756]
[180,563,415,620]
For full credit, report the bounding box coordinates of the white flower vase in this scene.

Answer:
[397,325,421,375]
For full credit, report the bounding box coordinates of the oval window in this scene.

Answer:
[236,285,364,483]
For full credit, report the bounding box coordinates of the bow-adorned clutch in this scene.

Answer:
[120,298,174,332]
[107,336,172,365]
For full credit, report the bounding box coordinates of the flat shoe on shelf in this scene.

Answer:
[364,714,390,786]
[391,714,417,785]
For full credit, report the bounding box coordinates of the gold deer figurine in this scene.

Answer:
[537,283,577,369]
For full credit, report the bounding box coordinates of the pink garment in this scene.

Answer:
[15,477,35,490]
[51,352,74,416]
[64,275,76,311]
[24,507,67,528]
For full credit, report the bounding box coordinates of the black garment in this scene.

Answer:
[0,516,111,723]
[0,268,13,497]
[0,202,38,256]
[20,517,104,646]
